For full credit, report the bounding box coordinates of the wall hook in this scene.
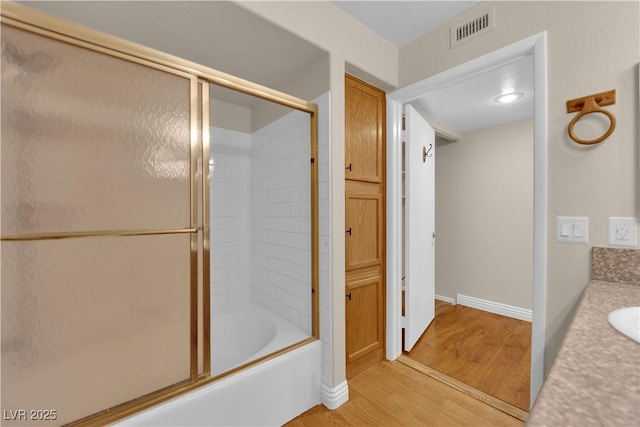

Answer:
[566,89,616,145]
[422,144,433,162]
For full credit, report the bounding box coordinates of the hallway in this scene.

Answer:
[405,301,531,411]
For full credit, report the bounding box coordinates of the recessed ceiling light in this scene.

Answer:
[494,92,524,104]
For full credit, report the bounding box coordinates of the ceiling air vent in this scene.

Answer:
[450,7,495,48]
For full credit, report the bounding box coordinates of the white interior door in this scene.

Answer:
[403,104,435,352]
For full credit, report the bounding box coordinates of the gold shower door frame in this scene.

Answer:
[0,3,319,426]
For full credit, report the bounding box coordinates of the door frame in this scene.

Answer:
[385,32,548,405]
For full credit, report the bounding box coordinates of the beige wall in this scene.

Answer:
[401,1,639,372]
[435,119,533,310]
[252,54,330,131]
[238,1,398,88]
[213,54,329,133]
[211,98,252,134]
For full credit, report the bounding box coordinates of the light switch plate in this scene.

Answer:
[556,216,589,243]
[608,217,638,247]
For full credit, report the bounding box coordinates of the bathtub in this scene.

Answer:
[117,302,322,426]
[211,302,310,375]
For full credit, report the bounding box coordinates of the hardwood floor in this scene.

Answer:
[288,301,530,426]
[397,356,527,421]
[434,299,452,317]
[286,361,522,427]
[405,302,531,411]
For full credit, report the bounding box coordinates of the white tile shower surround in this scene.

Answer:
[210,127,252,307]
[210,93,332,385]
[251,107,312,333]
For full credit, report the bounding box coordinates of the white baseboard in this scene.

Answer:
[456,294,532,322]
[435,294,456,304]
[321,381,349,410]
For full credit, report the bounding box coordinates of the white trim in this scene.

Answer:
[386,98,404,361]
[435,294,456,305]
[457,294,532,322]
[321,381,349,410]
[386,32,548,408]
[530,32,548,406]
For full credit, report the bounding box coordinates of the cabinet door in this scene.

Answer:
[345,75,385,183]
[345,272,384,376]
[345,186,383,271]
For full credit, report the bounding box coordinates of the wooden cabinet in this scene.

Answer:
[345,270,384,378]
[345,74,385,379]
[345,75,385,183]
[345,183,383,271]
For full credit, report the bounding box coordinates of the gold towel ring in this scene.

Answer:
[566,89,616,145]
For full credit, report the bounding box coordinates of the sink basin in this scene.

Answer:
[608,307,640,343]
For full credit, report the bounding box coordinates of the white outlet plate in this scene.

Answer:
[556,216,589,243]
[608,217,638,247]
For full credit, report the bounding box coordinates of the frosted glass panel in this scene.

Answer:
[1,25,191,235]
[1,235,191,426]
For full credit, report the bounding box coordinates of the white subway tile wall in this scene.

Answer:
[210,128,252,309]
[251,108,312,333]
[210,93,331,381]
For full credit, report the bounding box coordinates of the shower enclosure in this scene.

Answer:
[0,3,318,426]
[208,84,315,376]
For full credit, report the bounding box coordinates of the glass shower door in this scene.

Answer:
[1,3,320,424]
[1,23,197,425]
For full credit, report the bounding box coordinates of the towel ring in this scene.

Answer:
[566,90,616,145]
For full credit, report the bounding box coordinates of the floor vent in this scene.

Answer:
[450,7,494,48]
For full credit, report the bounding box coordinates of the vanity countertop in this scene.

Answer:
[527,280,640,426]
